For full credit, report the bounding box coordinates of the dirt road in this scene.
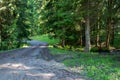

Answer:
[0,40,87,80]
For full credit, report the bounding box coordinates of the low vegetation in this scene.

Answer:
[64,53,120,80]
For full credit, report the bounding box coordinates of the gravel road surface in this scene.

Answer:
[0,40,87,80]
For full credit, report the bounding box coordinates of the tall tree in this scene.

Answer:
[0,0,34,50]
[41,0,77,46]
[0,0,18,50]
[104,0,120,49]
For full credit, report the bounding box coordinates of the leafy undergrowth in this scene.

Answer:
[49,47,73,55]
[63,53,120,80]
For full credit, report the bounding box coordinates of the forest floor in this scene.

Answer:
[0,40,87,80]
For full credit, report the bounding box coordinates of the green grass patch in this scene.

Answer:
[30,34,59,45]
[113,36,120,49]
[49,47,74,55]
[63,52,120,80]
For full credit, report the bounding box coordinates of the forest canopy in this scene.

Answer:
[0,0,120,52]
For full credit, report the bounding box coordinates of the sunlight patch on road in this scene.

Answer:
[27,73,55,78]
[0,63,32,70]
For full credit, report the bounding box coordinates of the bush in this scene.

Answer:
[91,47,110,52]
[98,47,109,52]
[91,47,99,52]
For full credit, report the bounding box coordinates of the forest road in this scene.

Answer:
[0,40,87,80]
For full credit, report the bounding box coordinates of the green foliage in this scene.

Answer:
[40,0,120,51]
[91,47,109,52]
[1,0,120,51]
[49,48,72,55]
[63,53,120,80]
[90,47,99,52]
[0,0,42,50]
[40,0,80,46]
[15,0,30,40]
[113,33,120,48]
[27,0,42,36]
[0,0,18,50]
[30,34,59,45]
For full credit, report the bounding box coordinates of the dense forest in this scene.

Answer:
[0,0,120,52]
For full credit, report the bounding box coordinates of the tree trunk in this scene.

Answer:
[111,20,115,45]
[106,18,111,49]
[96,16,100,47]
[80,31,83,46]
[78,22,83,46]
[85,17,91,52]
[85,0,91,52]
[106,0,112,49]
[61,38,65,47]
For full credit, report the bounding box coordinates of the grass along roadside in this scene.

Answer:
[63,53,120,80]
[50,47,120,80]
[31,35,120,80]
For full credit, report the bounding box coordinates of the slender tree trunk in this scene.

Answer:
[79,22,83,46]
[85,0,91,52]
[61,27,66,47]
[96,26,100,47]
[99,24,102,50]
[77,22,83,46]
[111,22,115,45]
[78,30,83,46]
[106,0,112,49]
[85,17,91,52]
[96,16,100,47]
[61,38,65,47]
[106,18,111,49]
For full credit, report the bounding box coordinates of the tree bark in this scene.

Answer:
[85,0,91,52]
[61,38,65,47]
[106,0,112,49]
[96,16,100,47]
[85,17,91,52]
[80,31,83,46]
[79,22,83,46]
[106,18,112,49]
[111,26,114,45]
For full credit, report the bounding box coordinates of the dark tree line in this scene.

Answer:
[40,0,120,52]
[0,0,35,50]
